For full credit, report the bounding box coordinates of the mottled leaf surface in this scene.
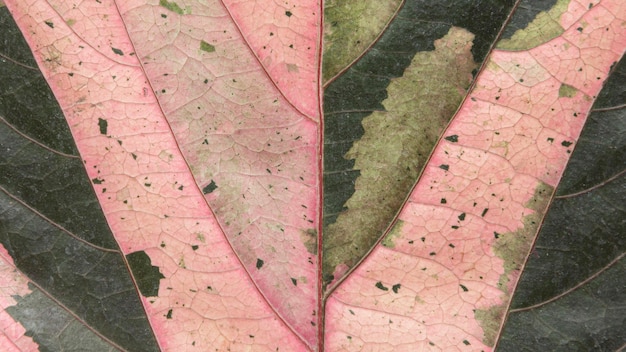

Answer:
[325,1,626,350]
[498,48,626,352]
[1,0,625,351]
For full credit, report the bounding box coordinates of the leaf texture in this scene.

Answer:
[1,0,625,351]
[325,1,626,350]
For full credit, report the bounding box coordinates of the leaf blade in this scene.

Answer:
[325,1,626,350]
[4,0,312,349]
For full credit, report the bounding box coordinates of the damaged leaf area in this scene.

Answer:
[1,0,625,351]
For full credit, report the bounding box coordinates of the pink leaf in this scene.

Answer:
[325,1,626,350]
[2,0,626,351]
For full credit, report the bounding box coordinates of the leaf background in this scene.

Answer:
[0,0,624,350]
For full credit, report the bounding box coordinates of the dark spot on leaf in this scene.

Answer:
[463,339,470,345]
[375,281,389,291]
[291,278,297,286]
[98,118,108,135]
[392,284,401,293]
[577,27,583,32]
[547,137,554,143]
[458,213,466,221]
[421,237,425,242]
[460,284,468,292]
[561,140,573,147]
[127,251,164,297]
[191,245,198,251]
[256,258,264,269]
[45,21,54,28]
[161,13,167,18]
[494,232,500,239]
[451,225,459,229]
[349,309,355,315]
[439,164,449,171]
[92,178,104,184]
[285,11,292,17]
[166,309,173,319]
[112,47,124,56]
[429,252,436,256]
[202,180,217,194]
[481,208,489,217]
[449,243,455,248]
[444,135,458,143]
[441,198,447,204]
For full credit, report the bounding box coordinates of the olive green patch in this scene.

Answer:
[381,220,404,248]
[496,0,569,51]
[159,0,187,15]
[300,228,318,255]
[558,83,578,98]
[200,40,215,53]
[477,182,554,345]
[323,0,403,83]
[475,305,505,347]
[322,27,478,286]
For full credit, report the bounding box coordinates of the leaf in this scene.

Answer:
[1,0,625,351]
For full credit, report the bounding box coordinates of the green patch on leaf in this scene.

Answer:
[375,281,389,291]
[126,251,165,297]
[202,180,217,194]
[323,0,403,82]
[98,118,107,135]
[476,182,554,344]
[496,0,568,50]
[474,304,506,346]
[381,220,404,248]
[159,0,188,15]
[323,27,478,284]
[256,258,264,269]
[200,40,215,53]
[111,47,124,56]
[558,83,578,98]
[444,135,459,143]
[300,228,318,255]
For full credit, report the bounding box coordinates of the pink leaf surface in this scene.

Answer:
[325,1,626,350]
[5,0,320,349]
[3,0,626,350]
[0,246,39,352]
